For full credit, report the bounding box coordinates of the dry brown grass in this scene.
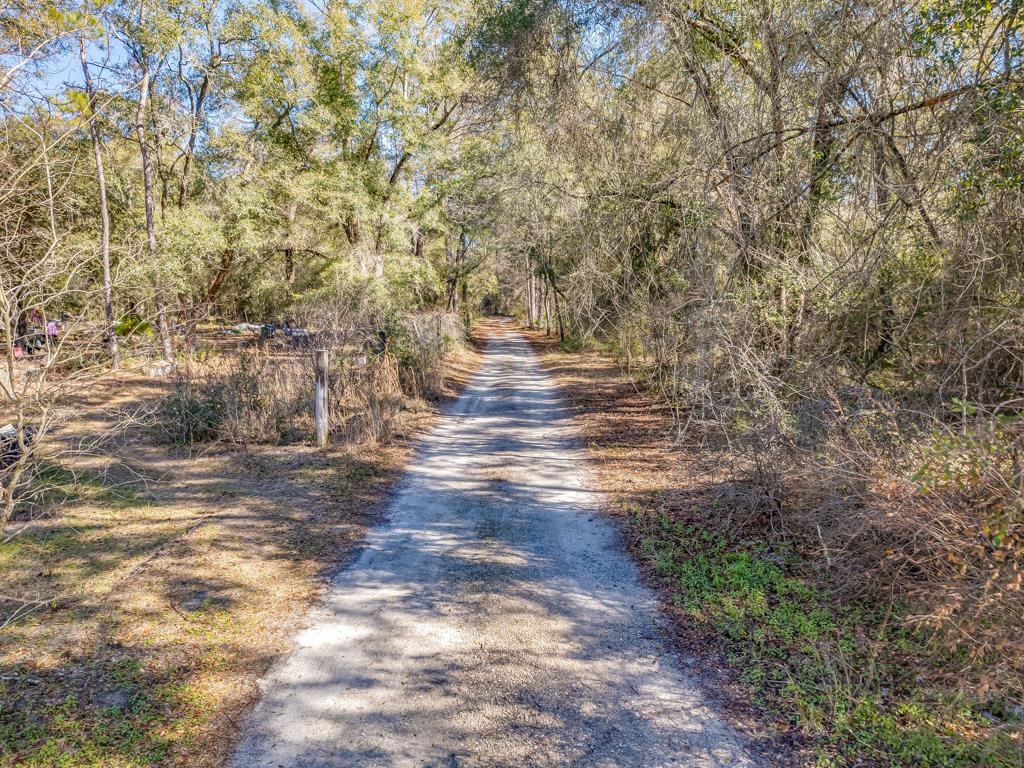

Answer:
[0,335,482,767]
[522,327,1023,767]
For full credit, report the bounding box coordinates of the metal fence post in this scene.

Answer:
[315,348,329,447]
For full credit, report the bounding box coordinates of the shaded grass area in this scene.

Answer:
[1,450,399,768]
[633,512,1014,766]
[0,340,482,768]
[526,330,1021,768]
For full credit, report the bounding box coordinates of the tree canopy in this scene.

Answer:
[3,0,1024,761]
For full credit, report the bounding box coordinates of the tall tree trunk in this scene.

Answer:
[344,214,361,246]
[178,64,209,208]
[205,250,236,305]
[552,281,565,342]
[412,228,424,260]
[133,0,173,362]
[459,276,468,324]
[800,64,857,254]
[284,202,297,285]
[80,33,119,370]
[525,250,535,328]
[542,279,551,336]
[284,247,294,285]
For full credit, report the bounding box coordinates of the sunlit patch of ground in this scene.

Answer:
[0,340,482,768]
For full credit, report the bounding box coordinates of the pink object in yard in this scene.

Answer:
[13,345,23,360]
[46,320,58,339]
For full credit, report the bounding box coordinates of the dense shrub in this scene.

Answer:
[157,311,464,447]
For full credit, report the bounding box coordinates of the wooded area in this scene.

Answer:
[2,0,1023,765]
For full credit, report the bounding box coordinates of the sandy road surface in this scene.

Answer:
[229,325,756,767]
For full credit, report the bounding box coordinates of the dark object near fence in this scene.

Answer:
[19,333,46,354]
[254,323,313,347]
[361,329,388,356]
[0,424,35,469]
[285,327,313,348]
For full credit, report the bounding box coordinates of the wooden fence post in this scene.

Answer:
[315,348,329,447]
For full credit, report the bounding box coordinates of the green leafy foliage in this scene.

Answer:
[632,509,1019,766]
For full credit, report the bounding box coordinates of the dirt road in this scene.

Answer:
[229,325,756,767]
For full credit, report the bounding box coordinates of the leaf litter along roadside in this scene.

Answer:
[0,338,483,768]
[522,328,1021,768]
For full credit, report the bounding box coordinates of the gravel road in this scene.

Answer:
[229,325,757,767]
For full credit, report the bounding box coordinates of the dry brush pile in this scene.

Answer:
[156,311,466,448]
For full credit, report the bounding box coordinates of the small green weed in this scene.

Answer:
[632,511,1018,767]
[0,662,172,768]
